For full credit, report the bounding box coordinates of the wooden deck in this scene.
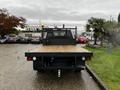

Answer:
[31,45,90,53]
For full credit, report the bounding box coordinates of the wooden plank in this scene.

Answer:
[30,45,90,53]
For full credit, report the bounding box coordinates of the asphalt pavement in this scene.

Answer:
[0,44,100,90]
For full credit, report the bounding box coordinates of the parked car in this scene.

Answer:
[76,36,89,44]
[81,32,94,41]
[7,34,19,43]
[17,36,28,43]
[31,36,40,44]
[0,37,7,43]
[25,34,32,43]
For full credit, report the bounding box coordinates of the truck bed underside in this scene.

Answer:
[33,56,87,70]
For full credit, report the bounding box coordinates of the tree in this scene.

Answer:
[86,24,91,32]
[0,8,26,38]
[118,13,120,23]
[103,20,120,46]
[86,17,105,45]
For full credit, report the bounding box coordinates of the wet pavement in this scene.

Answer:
[0,44,100,90]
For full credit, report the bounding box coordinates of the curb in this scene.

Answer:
[86,64,108,90]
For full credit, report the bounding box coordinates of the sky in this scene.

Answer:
[0,0,120,26]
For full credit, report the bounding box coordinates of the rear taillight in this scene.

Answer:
[27,57,33,61]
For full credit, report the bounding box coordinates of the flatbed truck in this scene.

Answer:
[25,25,93,77]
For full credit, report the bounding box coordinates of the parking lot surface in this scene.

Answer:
[0,44,100,90]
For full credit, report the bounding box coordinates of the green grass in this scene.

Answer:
[86,46,120,90]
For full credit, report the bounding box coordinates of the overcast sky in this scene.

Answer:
[0,0,120,25]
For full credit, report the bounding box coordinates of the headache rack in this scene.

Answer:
[41,25,77,45]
